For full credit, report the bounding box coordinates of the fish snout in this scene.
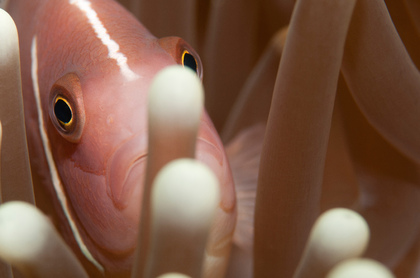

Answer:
[106,134,148,212]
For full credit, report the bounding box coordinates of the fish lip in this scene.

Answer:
[106,134,148,210]
[195,115,225,168]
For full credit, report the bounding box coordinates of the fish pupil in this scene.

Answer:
[54,99,72,124]
[183,52,197,73]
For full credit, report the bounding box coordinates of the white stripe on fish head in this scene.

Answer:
[31,35,104,273]
[69,0,140,82]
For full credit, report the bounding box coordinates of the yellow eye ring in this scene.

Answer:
[181,50,198,74]
[54,96,73,130]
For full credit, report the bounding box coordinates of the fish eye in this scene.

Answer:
[49,73,85,143]
[54,96,73,129]
[157,37,203,79]
[182,50,198,73]
[180,47,203,80]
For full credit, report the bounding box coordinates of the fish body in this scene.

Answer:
[6,0,236,276]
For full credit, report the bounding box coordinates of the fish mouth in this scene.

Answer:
[107,134,148,210]
[106,120,225,211]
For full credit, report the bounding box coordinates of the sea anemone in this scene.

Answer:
[0,0,419,277]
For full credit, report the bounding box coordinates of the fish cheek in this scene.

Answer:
[57,159,139,255]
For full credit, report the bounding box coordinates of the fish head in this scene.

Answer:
[29,0,236,275]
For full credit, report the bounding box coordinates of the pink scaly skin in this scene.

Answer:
[6,0,236,277]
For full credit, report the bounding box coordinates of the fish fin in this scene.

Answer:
[225,123,266,252]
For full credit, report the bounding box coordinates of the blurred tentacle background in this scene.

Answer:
[121,0,420,276]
